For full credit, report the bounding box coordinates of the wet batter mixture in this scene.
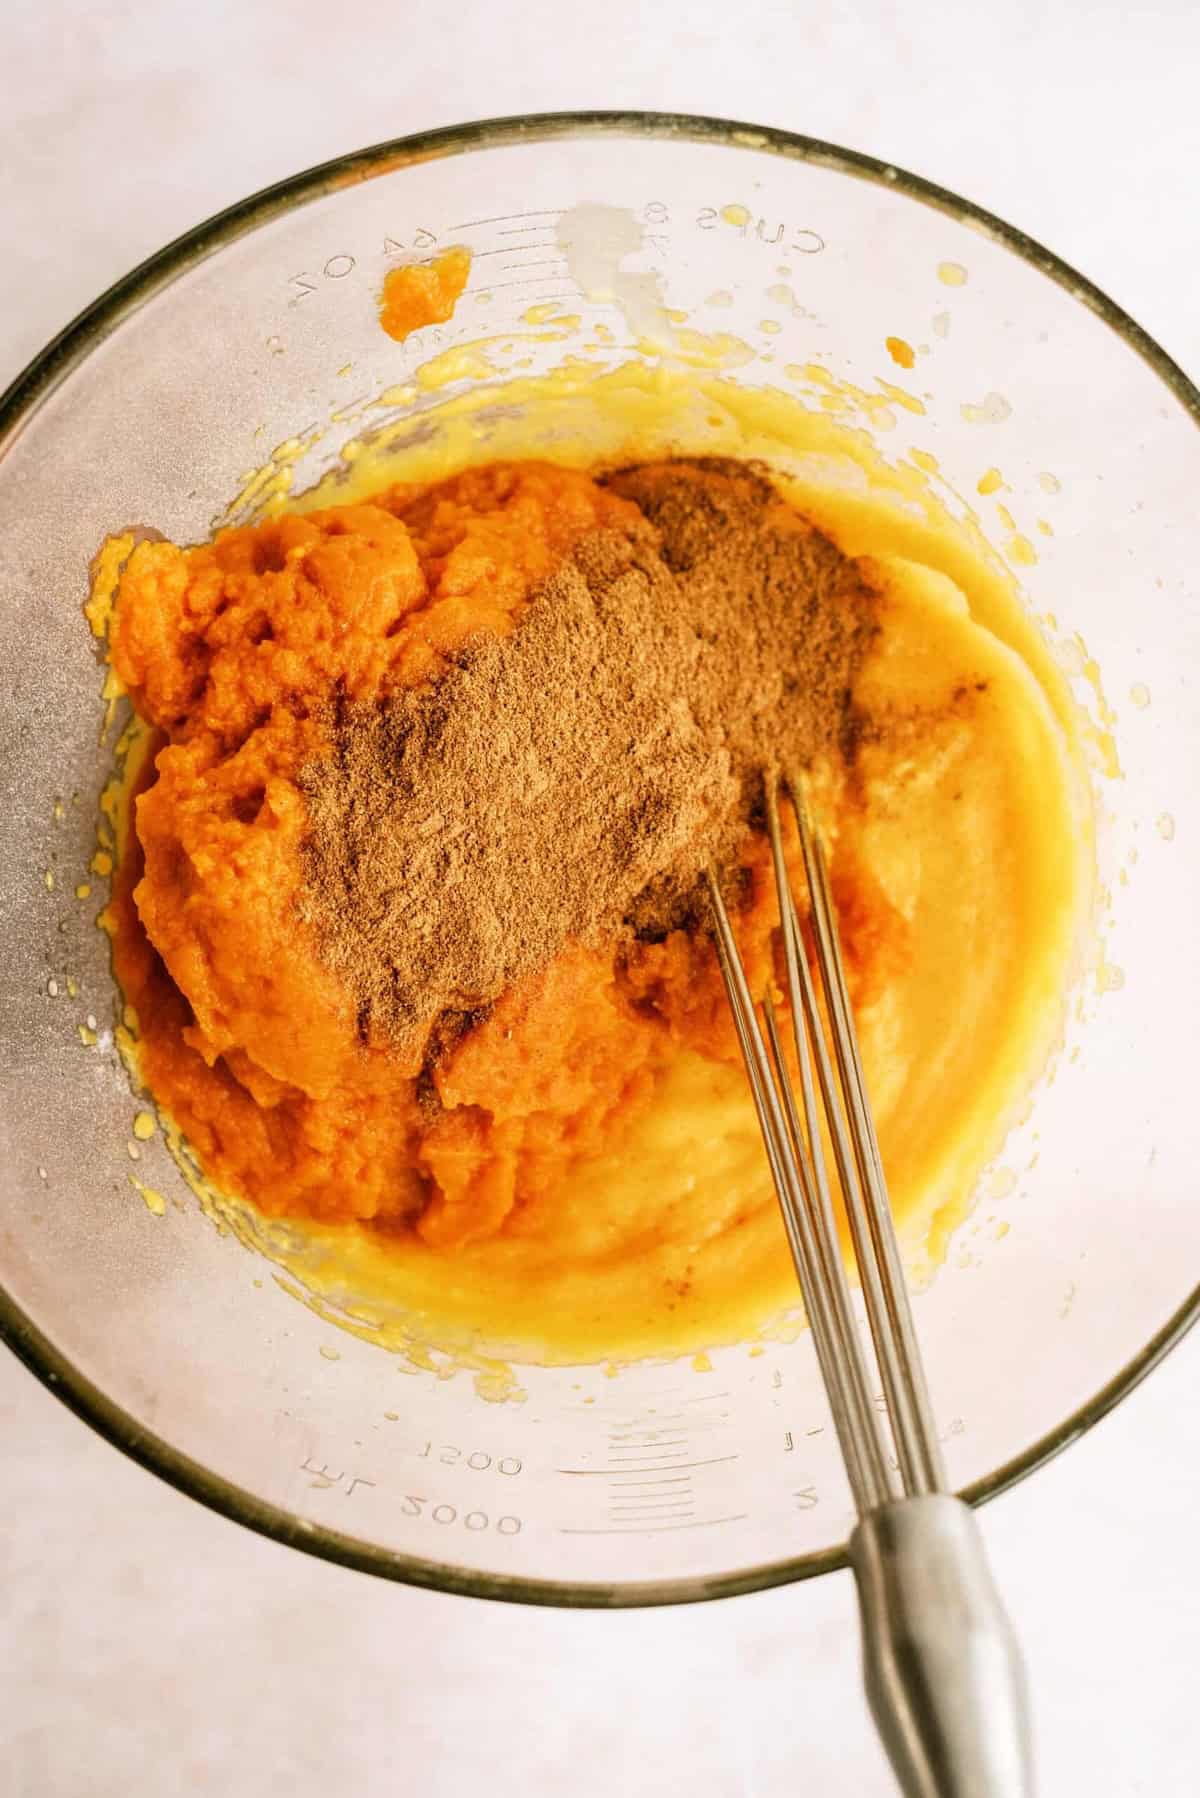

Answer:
[94,422,1088,1362]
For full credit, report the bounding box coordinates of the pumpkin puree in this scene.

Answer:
[103,456,1086,1359]
[107,460,895,1243]
[378,247,472,343]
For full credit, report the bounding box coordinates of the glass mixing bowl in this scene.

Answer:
[1,113,1197,1607]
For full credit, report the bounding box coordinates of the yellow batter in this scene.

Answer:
[97,359,1093,1369]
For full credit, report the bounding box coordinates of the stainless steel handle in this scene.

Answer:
[850,1494,1034,1798]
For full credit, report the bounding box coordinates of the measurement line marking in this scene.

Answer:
[609,1492,694,1503]
[470,246,554,260]
[497,223,559,236]
[556,1454,739,1476]
[680,1391,732,1404]
[608,1500,696,1512]
[500,258,568,273]
[607,1442,688,1455]
[559,1513,749,1536]
[611,1503,694,1517]
[607,1430,689,1443]
[473,281,578,297]
[614,1505,695,1515]
[606,1476,693,1489]
[608,1433,688,1444]
[451,209,563,229]
[607,1429,681,1440]
[609,1511,696,1522]
[605,1415,688,1430]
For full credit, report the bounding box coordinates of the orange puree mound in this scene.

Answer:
[417,945,675,1251]
[378,246,472,342]
[107,460,904,1261]
[112,464,634,737]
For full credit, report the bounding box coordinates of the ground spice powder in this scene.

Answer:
[299,458,877,1057]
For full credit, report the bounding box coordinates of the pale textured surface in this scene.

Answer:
[3,3,1199,1792]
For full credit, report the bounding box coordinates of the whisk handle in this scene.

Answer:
[850,1494,1033,1798]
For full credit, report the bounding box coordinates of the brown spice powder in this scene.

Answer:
[298,459,877,1059]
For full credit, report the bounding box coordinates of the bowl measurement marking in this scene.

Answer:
[298,1453,523,1538]
[555,1454,738,1475]
[558,1514,749,1536]
[400,1496,521,1534]
[280,199,824,317]
[300,1455,375,1497]
[414,1441,522,1475]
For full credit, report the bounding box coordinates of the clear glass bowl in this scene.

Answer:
[1,113,1197,1607]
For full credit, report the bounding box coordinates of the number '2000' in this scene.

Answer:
[401,1497,521,1534]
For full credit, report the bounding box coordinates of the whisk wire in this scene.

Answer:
[708,776,947,1511]
[761,785,891,1510]
[761,1000,892,1512]
[789,781,945,1498]
[707,879,884,1512]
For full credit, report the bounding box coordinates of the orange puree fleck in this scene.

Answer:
[378,247,472,342]
[106,462,902,1259]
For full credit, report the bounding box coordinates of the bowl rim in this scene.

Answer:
[1,108,1197,1610]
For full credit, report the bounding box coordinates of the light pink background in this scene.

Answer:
[4,3,1198,1791]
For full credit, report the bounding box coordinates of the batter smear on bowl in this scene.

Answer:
[97,454,1085,1359]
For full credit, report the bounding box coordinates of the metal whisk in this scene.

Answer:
[707,775,1033,1798]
